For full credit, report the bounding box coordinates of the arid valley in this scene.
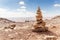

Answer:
[0,0,60,40]
[0,15,60,40]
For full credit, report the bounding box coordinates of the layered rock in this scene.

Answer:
[33,7,48,31]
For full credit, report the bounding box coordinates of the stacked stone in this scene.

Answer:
[33,7,47,31]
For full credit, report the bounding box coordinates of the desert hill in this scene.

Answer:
[46,15,60,27]
[0,16,60,40]
[0,18,15,23]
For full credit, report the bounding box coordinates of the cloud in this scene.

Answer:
[0,8,59,19]
[0,8,35,18]
[54,4,60,7]
[20,6,26,9]
[18,1,26,11]
[17,6,26,11]
[19,1,25,5]
[17,8,26,11]
[0,8,8,12]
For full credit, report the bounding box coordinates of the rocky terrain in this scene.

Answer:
[0,16,60,40]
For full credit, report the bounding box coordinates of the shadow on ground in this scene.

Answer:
[32,29,57,36]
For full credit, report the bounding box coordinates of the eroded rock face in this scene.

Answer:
[33,7,48,31]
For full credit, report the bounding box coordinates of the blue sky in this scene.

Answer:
[0,0,60,18]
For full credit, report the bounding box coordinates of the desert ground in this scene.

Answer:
[0,16,60,40]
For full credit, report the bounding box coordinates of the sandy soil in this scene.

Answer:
[0,16,60,40]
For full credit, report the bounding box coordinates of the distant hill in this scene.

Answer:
[52,16,60,19]
[50,15,60,24]
[8,17,36,22]
[0,18,15,23]
[46,15,60,27]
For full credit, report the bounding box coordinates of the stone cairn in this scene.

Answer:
[33,7,48,32]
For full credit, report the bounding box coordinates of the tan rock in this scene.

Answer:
[43,36,57,40]
[33,6,48,31]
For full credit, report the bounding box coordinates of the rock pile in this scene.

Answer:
[33,7,48,32]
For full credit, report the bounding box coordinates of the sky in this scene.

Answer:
[0,0,60,18]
